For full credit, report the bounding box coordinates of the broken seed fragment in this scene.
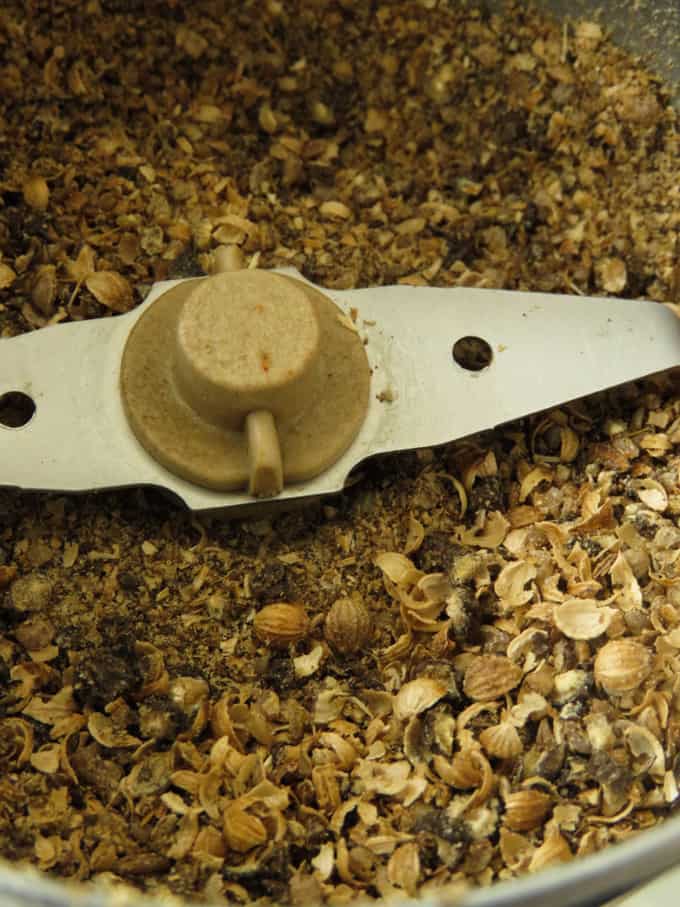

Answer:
[84,271,134,312]
[223,804,268,852]
[394,677,447,721]
[464,656,523,701]
[553,599,616,640]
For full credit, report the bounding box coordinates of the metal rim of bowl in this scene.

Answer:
[1,810,680,907]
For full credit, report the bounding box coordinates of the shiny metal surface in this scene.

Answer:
[1,274,678,512]
[492,0,679,101]
[540,0,679,97]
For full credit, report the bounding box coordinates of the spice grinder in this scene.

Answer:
[0,1,678,907]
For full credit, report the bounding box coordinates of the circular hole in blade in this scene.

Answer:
[452,336,493,371]
[0,391,36,428]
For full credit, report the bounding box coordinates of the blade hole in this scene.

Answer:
[452,336,493,371]
[0,391,36,428]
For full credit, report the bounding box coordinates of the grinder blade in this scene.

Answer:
[0,267,677,514]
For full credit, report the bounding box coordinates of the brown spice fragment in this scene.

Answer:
[253,602,310,646]
[324,596,372,655]
[22,176,49,212]
[504,789,553,832]
[84,271,134,313]
[463,655,523,701]
[594,639,652,695]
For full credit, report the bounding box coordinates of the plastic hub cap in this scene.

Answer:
[174,274,321,429]
[120,270,371,496]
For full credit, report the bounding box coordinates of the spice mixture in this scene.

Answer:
[0,0,679,903]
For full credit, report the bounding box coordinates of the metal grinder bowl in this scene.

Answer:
[0,2,678,907]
